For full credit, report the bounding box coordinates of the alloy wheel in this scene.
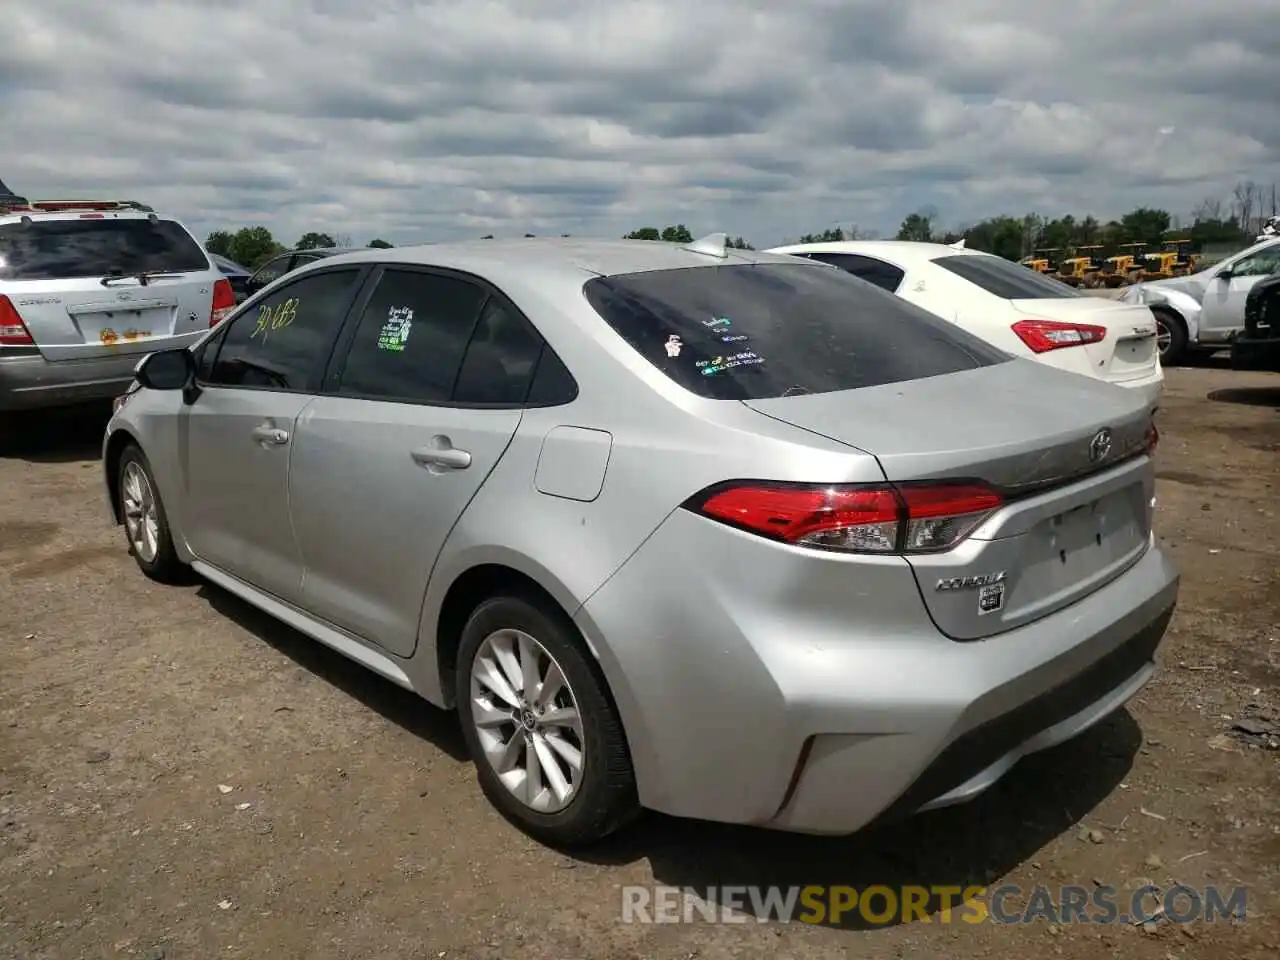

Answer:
[121,461,160,563]
[1155,316,1172,358]
[469,628,585,813]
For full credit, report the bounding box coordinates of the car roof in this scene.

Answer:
[0,208,178,227]
[302,237,819,286]
[291,246,361,257]
[767,239,988,267]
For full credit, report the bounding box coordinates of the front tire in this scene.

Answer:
[117,444,187,583]
[1152,308,1188,366]
[455,594,639,846]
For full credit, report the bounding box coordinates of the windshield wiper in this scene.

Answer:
[100,269,182,287]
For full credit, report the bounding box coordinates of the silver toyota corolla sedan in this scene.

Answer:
[103,235,1179,846]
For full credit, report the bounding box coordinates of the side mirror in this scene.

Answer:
[135,348,195,391]
[1217,268,1233,281]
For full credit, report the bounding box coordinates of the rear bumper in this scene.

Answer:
[576,506,1179,835]
[1230,336,1280,373]
[0,351,139,411]
[1112,366,1164,411]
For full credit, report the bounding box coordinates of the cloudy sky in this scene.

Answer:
[4,0,1277,248]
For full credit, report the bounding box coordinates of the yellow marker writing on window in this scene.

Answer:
[251,298,299,341]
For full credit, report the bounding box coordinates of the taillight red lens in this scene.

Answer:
[1146,420,1159,455]
[686,480,1003,554]
[0,295,35,346]
[1011,318,1107,353]
[210,278,236,327]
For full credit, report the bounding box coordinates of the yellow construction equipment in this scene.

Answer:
[1100,243,1147,287]
[1019,248,1060,273]
[1164,239,1202,276]
[1055,246,1104,287]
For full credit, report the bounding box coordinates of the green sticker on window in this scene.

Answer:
[377,306,413,352]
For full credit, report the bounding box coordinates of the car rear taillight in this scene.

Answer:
[1146,420,1159,455]
[1011,318,1107,353]
[0,295,34,346]
[684,480,1003,554]
[210,278,236,327]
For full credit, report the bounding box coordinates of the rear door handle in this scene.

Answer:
[411,445,472,470]
[251,425,289,445]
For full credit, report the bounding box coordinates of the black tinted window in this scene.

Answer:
[336,270,486,402]
[934,254,1081,299]
[801,253,905,292]
[251,255,292,286]
[0,218,209,281]
[452,297,545,405]
[584,263,1007,401]
[208,269,360,390]
[526,348,578,405]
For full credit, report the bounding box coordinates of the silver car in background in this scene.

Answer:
[0,199,235,417]
[103,236,1178,846]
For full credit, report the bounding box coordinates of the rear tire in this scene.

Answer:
[1152,308,1188,366]
[117,443,188,584]
[455,593,639,847]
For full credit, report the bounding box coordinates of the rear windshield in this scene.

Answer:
[583,262,1008,400]
[0,218,210,282]
[934,254,1082,300]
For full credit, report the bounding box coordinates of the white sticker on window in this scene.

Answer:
[378,306,414,352]
[664,335,683,357]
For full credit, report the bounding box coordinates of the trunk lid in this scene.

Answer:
[743,359,1155,640]
[1010,297,1160,385]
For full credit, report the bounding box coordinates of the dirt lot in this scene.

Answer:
[1,366,1277,960]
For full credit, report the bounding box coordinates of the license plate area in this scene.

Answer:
[73,306,174,345]
[1110,334,1156,377]
[1031,488,1146,584]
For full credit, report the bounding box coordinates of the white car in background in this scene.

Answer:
[767,241,1164,409]
[1118,236,1280,366]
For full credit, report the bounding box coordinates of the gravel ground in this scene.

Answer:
[1,365,1277,960]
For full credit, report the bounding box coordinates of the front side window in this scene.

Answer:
[335,269,487,402]
[0,218,209,281]
[1228,246,1280,278]
[583,262,1008,401]
[934,254,1082,300]
[206,269,361,390]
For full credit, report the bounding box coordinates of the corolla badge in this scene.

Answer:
[936,571,1006,592]
[1088,428,1113,463]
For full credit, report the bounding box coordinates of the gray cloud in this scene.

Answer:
[3,0,1277,248]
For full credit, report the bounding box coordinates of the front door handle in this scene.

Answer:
[411,441,472,471]
[251,425,289,446]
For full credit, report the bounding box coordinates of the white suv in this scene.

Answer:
[0,198,235,418]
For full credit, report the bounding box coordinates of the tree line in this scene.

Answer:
[203,178,1276,270]
[203,228,395,269]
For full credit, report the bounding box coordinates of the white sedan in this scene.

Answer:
[766,240,1164,409]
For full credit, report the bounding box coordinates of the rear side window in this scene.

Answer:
[335,270,487,403]
[934,254,1082,300]
[452,297,545,405]
[583,263,1008,401]
[799,252,905,292]
[0,218,210,281]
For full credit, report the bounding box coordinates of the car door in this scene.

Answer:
[287,267,545,656]
[179,266,367,603]
[1200,245,1280,339]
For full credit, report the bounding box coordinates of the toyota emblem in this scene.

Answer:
[1088,428,1113,463]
